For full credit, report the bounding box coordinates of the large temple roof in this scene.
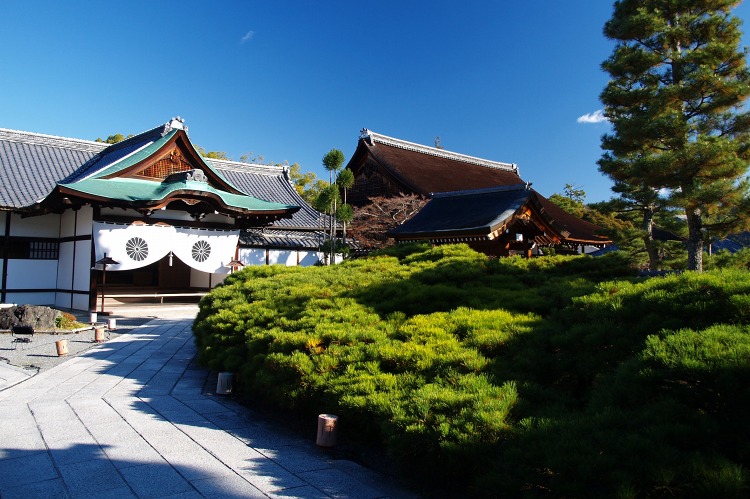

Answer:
[0,120,322,231]
[347,129,525,196]
[345,130,611,248]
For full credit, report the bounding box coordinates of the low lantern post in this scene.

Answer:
[95,253,119,315]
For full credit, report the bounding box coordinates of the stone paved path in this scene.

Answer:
[0,319,411,498]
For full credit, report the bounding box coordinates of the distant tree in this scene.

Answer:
[599,0,750,271]
[95,133,133,144]
[317,149,346,264]
[349,194,427,250]
[287,163,327,204]
[194,146,229,160]
[239,152,265,164]
[336,169,355,244]
[548,183,587,217]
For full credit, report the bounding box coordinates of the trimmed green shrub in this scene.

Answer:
[194,244,750,497]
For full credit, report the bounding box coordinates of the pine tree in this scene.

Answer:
[599,0,750,271]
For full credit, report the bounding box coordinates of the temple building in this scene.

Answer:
[345,129,611,256]
[0,118,325,310]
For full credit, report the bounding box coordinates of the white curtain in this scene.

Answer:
[93,222,239,274]
[171,226,239,274]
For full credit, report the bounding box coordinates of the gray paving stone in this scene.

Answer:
[254,445,331,474]
[190,473,267,499]
[119,462,194,498]
[267,485,329,499]
[0,453,59,490]
[0,477,69,499]
[296,467,386,499]
[236,459,309,494]
[68,398,125,427]
[177,397,229,415]
[48,443,108,467]
[57,457,128,496]
[0,424,47,453]
[0,317,413,499]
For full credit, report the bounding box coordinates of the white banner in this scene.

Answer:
[93,222,239,274]
[172,226,240,274]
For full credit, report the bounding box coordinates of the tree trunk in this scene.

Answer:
[642,208,659,271]
[685,207,704,271]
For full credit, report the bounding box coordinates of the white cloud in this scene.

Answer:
[240,31,255,43]
[577,109,608,124]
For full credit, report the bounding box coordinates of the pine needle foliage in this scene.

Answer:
[194,244,750,497]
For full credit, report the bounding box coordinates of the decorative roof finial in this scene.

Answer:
[166,116,188,134]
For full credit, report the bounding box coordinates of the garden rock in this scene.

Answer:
[0,305,61,330]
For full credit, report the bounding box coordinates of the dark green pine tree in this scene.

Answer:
[599,0,750,271]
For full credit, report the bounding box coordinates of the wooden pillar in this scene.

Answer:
[1,212,10,303]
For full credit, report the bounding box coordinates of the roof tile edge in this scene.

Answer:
[0,128,109,153]
[207,158,288,175]
[360,128,519,174]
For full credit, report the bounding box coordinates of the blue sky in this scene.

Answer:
[1,1,748,203]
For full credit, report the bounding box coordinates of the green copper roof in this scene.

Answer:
[61,177,296,212]
[89,129,181,178]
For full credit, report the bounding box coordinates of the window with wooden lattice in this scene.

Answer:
[136,148,192,180]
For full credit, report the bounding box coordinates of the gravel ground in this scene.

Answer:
[0,305,198,376]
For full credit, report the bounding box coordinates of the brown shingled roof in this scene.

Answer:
[348,130,525,196]
[533,192,611,244]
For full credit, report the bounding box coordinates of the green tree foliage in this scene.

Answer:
[194,246,750,495]
[599,0,750,271]
[193,145,229,160]
[316,149,347,263]
[287,163,327,204]
[95,133,134,144]
[548,183,587,217]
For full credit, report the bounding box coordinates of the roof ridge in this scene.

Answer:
[208,158,287,174]
[0,128,109,153]
[360,129,519,173]
[431,183,530,198]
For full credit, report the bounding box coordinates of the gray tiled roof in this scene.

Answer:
[209,159,324,229]
[0,128,107,208]
[240,228,324,249]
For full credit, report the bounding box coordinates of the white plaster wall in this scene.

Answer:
[238,248,322,267]
[53,291,89,311]
[60,210,75,238]
[190,268,209,288]
[76,207,93,236]
[59,207,94,238]
[73,240,92,291]
[240,248,266,266]
[56,241,75,291]
[6,260,58,289]
[189,269,227,289]
[268,250,296,266]
[6,292,56,307]
[8,213,60,237]
[299,251,322,267]
[70,293,90,311]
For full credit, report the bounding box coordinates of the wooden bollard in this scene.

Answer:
[316,414,338,447]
